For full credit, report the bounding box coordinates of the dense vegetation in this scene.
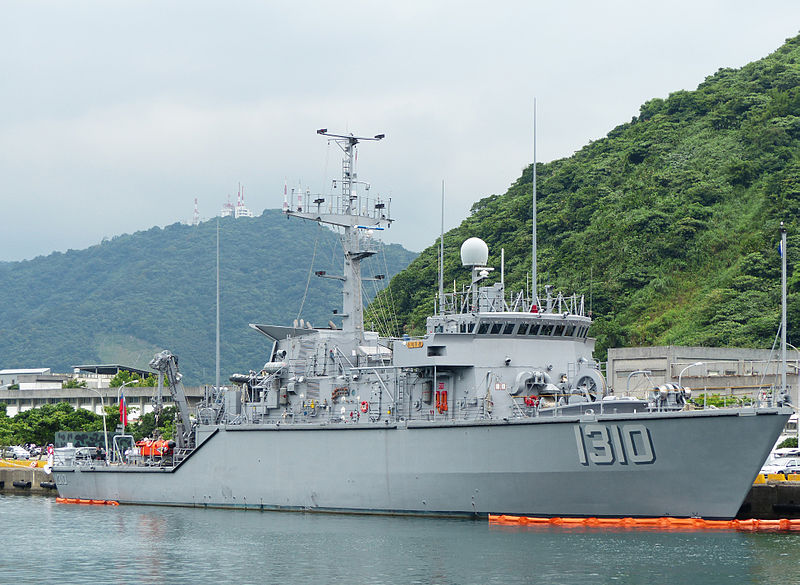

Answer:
[0,211,415,384]
[0,402,176,446]
[378,34,800,359]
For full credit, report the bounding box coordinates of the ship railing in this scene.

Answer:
[112,434,135,464]
[330,346,356,372]
[292,191,392,224]
[616,376,783,410]
[437,289,585,316]
[172,447,193,465]
[528,291,584,316]
[690,386,782,410]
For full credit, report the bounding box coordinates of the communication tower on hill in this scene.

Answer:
[221,183,253,218]
[220,194,234,218]
[191,198,200,226]
[234,183,253,218]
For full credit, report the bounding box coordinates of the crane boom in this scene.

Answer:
[149,350,193,436]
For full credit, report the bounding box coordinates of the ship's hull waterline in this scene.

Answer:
[54,407,788,519]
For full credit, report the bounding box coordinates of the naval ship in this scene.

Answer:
[54,129,790,519]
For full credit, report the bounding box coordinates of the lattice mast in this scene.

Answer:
[284,129,391,342]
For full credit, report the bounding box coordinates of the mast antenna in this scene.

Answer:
[532,98,538,305]
[215,218,221,392]
[439,180,445,315]
[285,129,389,342]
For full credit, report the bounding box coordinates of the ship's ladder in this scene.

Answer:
[395,371,404,414]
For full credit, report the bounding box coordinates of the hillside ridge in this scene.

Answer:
[379,34,800,358]
[0,210,416,384]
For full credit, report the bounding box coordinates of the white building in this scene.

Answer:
[0,368,57,389]
[0,364,203,417]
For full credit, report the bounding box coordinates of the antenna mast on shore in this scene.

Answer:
[781,221,787,408]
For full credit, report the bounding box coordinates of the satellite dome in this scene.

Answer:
[460,237,489,267]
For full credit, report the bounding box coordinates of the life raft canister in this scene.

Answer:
[360,401,369,413]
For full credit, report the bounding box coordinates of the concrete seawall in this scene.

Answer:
[739,483,800,519]
[0,466,56,494]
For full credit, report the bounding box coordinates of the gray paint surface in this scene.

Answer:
[55,408,788,519]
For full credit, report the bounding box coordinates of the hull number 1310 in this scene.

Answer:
[574,424,655,465]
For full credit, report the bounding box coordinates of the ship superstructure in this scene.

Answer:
[53,129,790,520]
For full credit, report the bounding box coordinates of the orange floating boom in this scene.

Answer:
[487,515,800,532]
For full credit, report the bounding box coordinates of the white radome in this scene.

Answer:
[460,237,489,267]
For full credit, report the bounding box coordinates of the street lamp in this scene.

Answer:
[86,388,109,464]
[678,362,705,408]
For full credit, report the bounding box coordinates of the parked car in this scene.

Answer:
[767,448,800,462]
[760,457,800,476]
[3,446,30,460]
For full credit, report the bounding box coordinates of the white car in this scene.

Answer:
[767,448,800,461]
[4,446,30,460]
[760,457,800,476]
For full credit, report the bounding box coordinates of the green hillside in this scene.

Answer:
[0,211,416,383]
[380,34,800,359]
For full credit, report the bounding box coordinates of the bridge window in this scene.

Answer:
[554,325,564,336]
[565,325,576,336]
[478,323,490,335]
[503,323,515,334]
[540,324,554,336]
[528,324,541,336]
[490,323,503,334]
[518,323,529,335]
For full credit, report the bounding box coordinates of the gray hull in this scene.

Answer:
[54,407,788,519]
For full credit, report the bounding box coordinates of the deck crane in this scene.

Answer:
[149,350,194,449]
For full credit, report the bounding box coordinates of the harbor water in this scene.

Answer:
[3,494,800,585]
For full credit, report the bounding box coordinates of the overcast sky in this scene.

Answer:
[1,1,799,261]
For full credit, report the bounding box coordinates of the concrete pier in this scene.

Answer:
[739,483,800,519]
[0,466,56,494]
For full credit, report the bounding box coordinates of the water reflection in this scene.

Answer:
[2,495,800,584]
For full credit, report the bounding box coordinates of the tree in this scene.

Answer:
[129,406,177,441]
[0,403,106,447]
[109,370,158,387]
[63,378,87,388]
